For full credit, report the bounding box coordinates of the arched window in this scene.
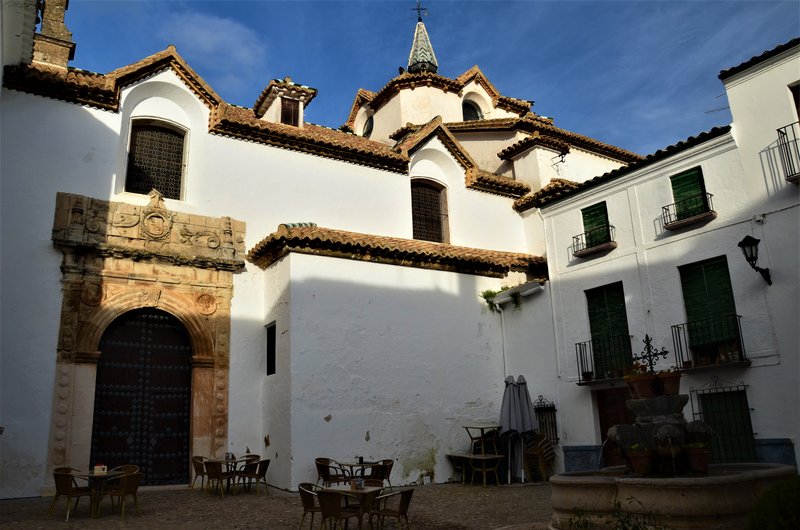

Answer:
[411,179,448,243]
[362,116,374,138]
[125,120,186,200]
[462,100,483,121]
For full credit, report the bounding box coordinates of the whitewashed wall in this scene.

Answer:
[280,253,508,488]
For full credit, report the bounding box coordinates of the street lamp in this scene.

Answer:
[737,235,772,285]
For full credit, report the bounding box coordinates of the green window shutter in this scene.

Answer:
[581,202,610,247]
[586,282,630,376]
[679,256,738,355]
[670,167,708,219]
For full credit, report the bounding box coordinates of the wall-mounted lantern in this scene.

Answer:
[737,235,772,285]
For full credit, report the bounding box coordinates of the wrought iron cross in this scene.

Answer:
[412,0,428,22]
[632,334,670,374]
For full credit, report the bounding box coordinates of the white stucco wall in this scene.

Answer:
[282,253,508,488]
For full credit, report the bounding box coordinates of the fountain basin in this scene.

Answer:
[549,463,797,529]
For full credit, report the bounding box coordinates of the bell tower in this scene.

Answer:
[33,0,75,68]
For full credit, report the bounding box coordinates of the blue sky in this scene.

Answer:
[65,0,799,155]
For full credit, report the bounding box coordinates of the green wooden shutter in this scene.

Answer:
[679,256,738,356]
[586,282,631,376]
[581,202,610,248]
[670,167,708,219]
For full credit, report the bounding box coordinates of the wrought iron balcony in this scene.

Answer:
[671,314,749,370]
[572,225,617,258]
[661,193,716,230]
[777,121,800,183]
[576,335,633,384]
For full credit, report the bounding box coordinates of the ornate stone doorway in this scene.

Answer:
[91,308,192,485]
[47,192,246,477]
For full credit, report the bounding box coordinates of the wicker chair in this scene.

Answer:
[298,482,322,529]
[237,459,270,495]
[191,456,208,490]
[48,469,92,522]
[204,460,235,496]
[366,459,394,486]
[317,490,362,530]
[371,487,414,530]
[102,472,143,518]
[315,458,348,486]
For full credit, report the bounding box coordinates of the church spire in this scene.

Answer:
[407,2,438,74]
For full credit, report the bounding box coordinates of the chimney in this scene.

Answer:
[32,0,75,68]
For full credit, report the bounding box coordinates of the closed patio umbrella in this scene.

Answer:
[499,376,520,484]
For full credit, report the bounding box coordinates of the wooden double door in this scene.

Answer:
[596,387,635,467]
[90,308,192,485]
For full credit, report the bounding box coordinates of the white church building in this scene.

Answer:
[1,0,797,498]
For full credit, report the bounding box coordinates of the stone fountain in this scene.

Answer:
[549,337,797,529]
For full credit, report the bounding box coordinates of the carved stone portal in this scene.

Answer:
[49,192,246,475]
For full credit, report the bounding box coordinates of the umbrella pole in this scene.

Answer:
[507,437,512,485]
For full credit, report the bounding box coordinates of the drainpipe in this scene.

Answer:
[497,304,507,378]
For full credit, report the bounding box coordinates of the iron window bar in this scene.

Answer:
[777,121,800,183]
[661,193,716,230]
[532,395,559,446]
[671,314,748,370]
[572,225,617,258]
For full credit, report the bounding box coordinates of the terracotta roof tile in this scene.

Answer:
[253,77,317,118]
[345,89,379,128]
[211,103,408,173]
[498,133,570,160]
[468,170,531,198]
[248,224,547,279]
[513,126,731,211]
[513,178,581,211]
[446,117,642,164]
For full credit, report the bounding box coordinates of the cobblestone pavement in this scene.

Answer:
[1,482,553,529]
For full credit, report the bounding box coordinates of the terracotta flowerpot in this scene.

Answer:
[658,372,681,395]
[627,375,656,398]
[686,447,711,473]
[627,450,653,475]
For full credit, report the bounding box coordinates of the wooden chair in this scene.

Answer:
[48,469,92,522]
[103,472,142,518]
[315,458,348,486]
[237,459,270,495]
[191,456,208,490]
[366,459,394,486]
[298,482,322,529]
[317,490,361,530]
[371,487,414,530]
[204,460,235,496]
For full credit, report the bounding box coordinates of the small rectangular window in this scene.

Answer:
[266,322,276,376]
[281,98,300,126]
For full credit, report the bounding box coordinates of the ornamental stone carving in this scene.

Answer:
[48,191,246,477]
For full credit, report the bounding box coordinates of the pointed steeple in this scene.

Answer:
[407,14,438,74]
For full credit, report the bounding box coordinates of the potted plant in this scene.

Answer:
[625,443,653,475]
[685,441,712,473]
[624,362,656,398]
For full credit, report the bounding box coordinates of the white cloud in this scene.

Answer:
[156,9,269,104]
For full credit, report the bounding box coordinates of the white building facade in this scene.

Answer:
[0,0,797,498]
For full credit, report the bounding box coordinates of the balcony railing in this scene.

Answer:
[777,121,800,183]
[576,335,633,384]
[572,225,617,257]
[661,193,716,230]
[671,314,748,369]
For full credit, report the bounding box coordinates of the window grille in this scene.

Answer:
[411,181,447,243]
[462,101,482,121]
[125,122,185,199]
[690,377,756,463]
[533,395,559,446]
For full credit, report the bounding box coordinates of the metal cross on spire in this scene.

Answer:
[412,0,428,22]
